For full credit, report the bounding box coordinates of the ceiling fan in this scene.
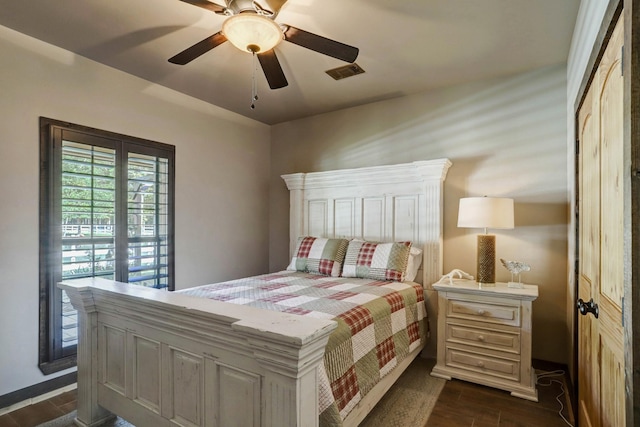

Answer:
[169,0,360,90]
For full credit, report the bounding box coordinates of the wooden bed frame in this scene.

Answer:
[60,159,451,427]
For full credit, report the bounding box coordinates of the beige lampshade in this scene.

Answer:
[222,13,284,53]
[457,197,514,230]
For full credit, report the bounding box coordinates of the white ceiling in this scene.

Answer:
[0,0,580,125]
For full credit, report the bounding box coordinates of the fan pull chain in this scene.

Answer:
[250,51,259,109]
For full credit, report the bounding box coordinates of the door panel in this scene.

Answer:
[578,80,601,427]
[597,16,625,427]
[599,19,625,308]
[577,14,625,427]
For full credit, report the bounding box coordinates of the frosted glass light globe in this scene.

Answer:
[222,14,284,53]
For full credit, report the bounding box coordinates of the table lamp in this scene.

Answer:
[457,196,514,284]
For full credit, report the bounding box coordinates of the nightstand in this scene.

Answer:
[430,279,539,401]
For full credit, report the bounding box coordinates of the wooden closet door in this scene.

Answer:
[577,15,625,427]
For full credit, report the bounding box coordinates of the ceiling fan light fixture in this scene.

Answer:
[222,13,284,53]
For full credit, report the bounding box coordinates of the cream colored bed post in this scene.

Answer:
[283,173,305,258]
[237,323,333,426]
[64,286,114,427]
[414,159,451,359]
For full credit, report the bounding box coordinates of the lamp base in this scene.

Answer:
[477,234,495,284]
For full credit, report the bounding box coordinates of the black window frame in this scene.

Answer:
[38,117,175,374]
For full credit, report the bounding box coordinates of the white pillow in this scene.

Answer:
[404,246,423,282]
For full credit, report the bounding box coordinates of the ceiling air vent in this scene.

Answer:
[325,63,365,80]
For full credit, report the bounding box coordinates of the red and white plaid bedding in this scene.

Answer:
[178,271,427,425]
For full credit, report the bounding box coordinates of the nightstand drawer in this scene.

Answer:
[447,299,520,327]
[446,323,520,354]
[445,347,520,382]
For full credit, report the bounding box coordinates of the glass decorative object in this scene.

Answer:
[500,258,531,289]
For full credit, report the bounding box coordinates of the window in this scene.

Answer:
[39,118,175,374]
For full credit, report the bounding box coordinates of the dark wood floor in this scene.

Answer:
[0,364,574,427]
[0,390,76,427]
[427,370,575,426]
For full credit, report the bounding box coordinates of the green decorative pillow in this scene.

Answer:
[341,240,412,281]
[286,236,349,277]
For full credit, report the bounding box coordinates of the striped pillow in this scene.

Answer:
[341,240,412,281]
[287,236,349,277]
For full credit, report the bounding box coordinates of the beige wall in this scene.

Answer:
[270,64,569,363]
[0,26,270,396]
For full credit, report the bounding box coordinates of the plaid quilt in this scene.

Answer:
[178,271,427,426]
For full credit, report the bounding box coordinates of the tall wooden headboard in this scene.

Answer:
[282,159,452,288]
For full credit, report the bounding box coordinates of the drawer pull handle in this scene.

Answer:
[477,361,485,368]
[478,335,485,341]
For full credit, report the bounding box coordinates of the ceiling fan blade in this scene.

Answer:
[283,25,359,63]
[168,31,227,65]
[178,0,226,14]
[257,50,288,89]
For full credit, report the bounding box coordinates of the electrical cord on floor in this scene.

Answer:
[536,369,574,427]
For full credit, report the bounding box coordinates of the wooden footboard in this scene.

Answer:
[60,277,336,427]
